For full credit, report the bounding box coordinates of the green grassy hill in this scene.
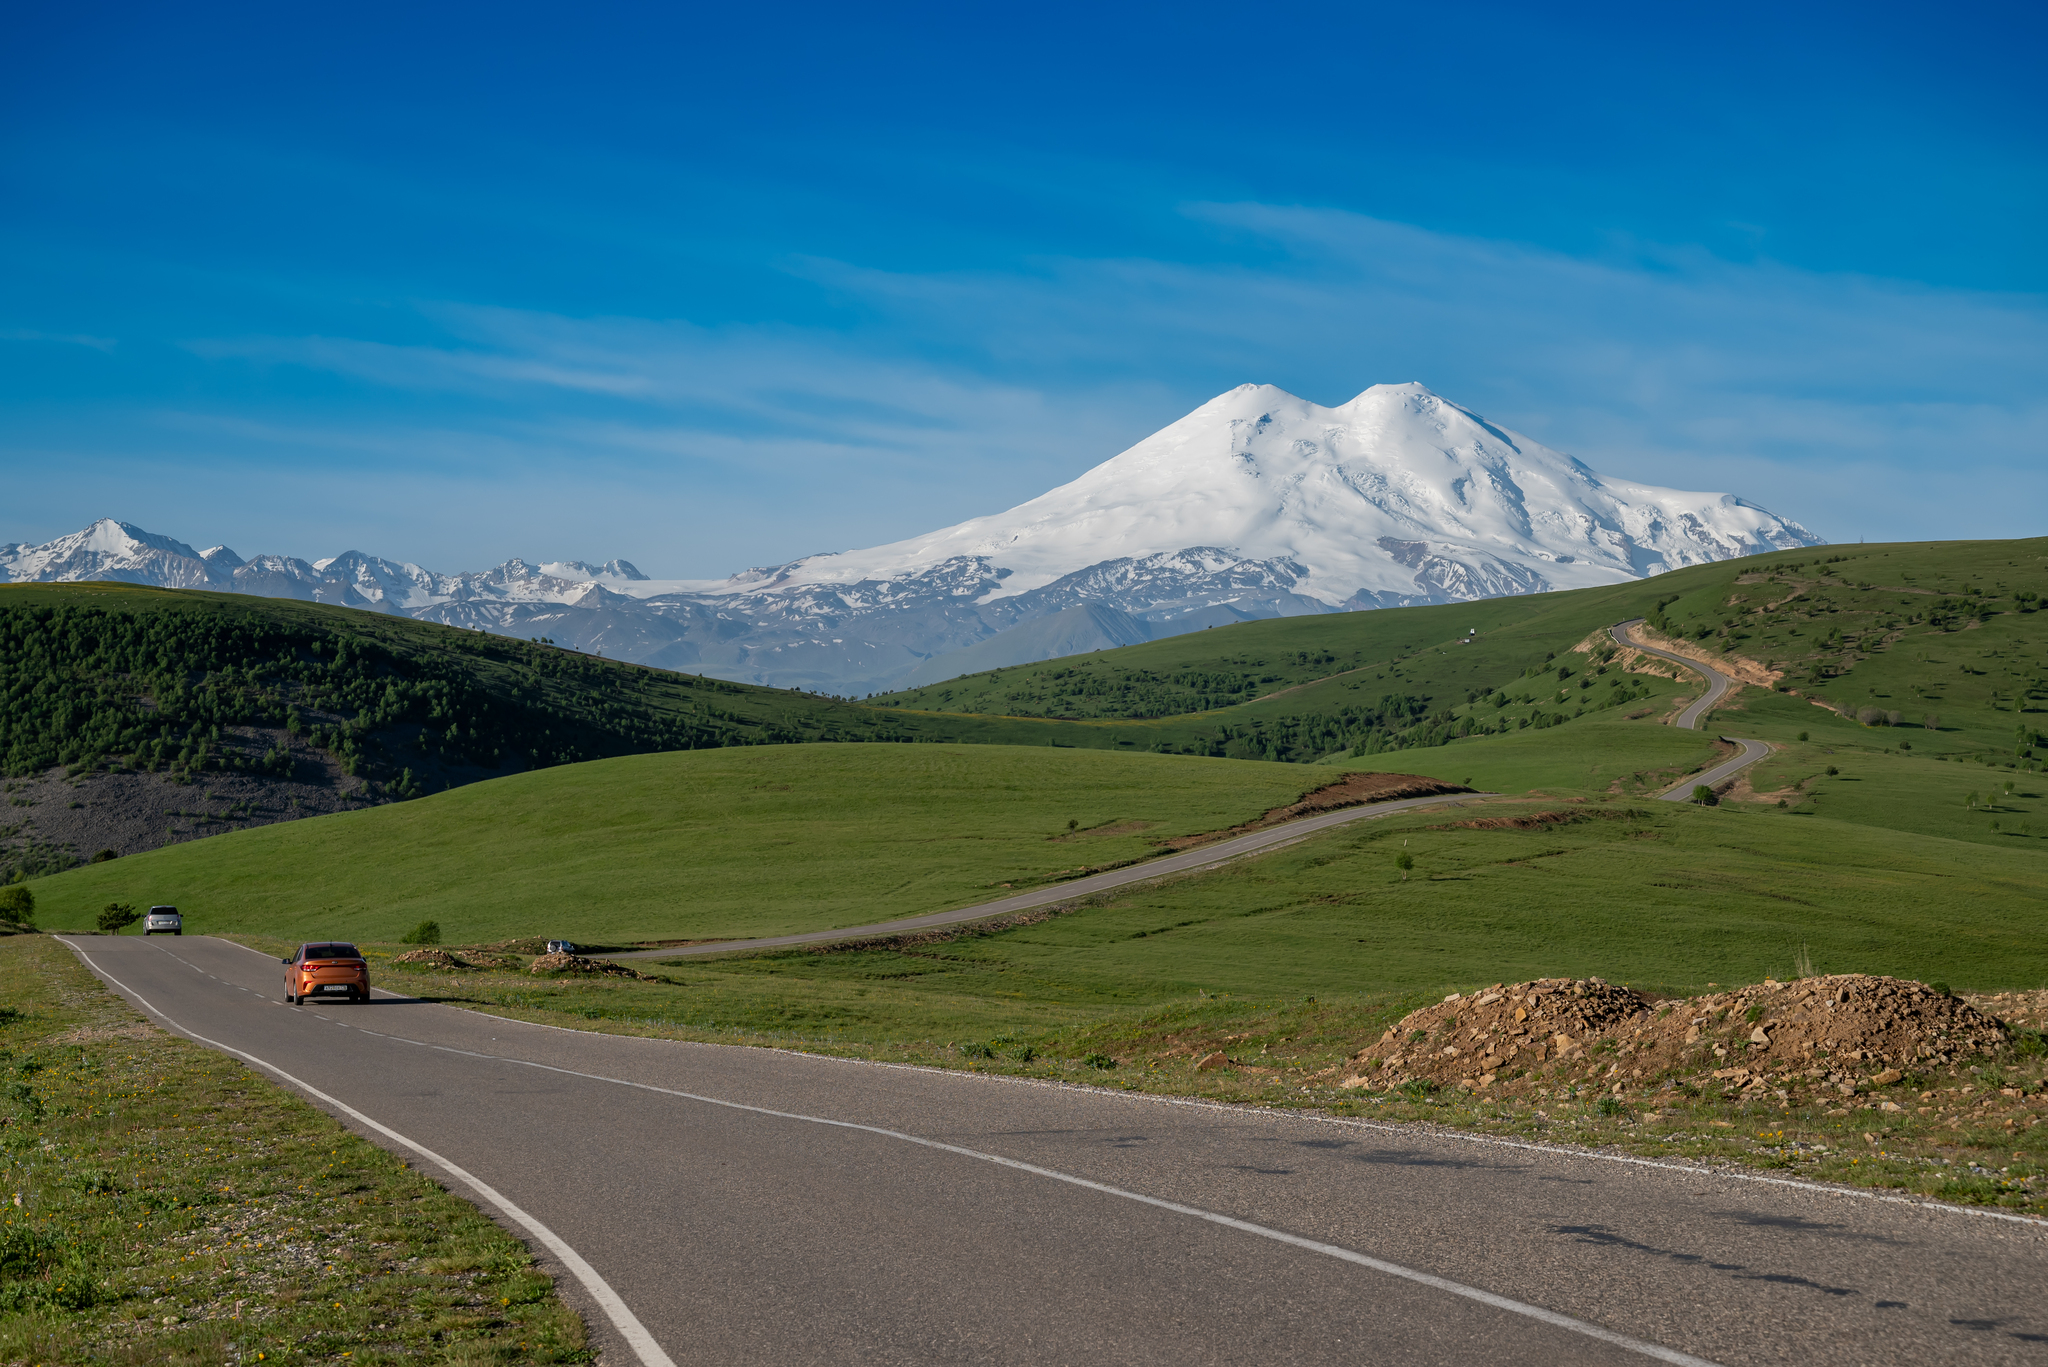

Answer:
[24,744,1331,943]
[16,537,2046,993]
[873,537,2048,773]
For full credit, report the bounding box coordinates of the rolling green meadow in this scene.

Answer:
[23,745,1332,943]
[20,537,2046,1006]
[15,538,2048,1210]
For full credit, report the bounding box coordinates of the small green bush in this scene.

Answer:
[1596,1095,1625,1116]
[1081,1052,1117,1070]
[96,902,141,935]
[0,885,32,926]
[401,919,443,946]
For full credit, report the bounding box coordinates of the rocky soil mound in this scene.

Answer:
[392,947,467,969]
[391,947,529,971]
[529,951,656,981]
[1338,974,2016,1110]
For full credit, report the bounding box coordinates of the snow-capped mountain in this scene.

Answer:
[1,383,1821,690]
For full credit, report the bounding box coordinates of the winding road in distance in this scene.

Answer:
[1610,620,1774,802]
[641,621,1771,963]
[612,788,1494,961]
[62,934,2048,1366]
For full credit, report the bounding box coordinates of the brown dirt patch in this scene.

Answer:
[392,947,468,969]
[530,951,658,981]
[1160,772,1470,851]
[1333,975,2017,1110]
[394,947,530,971]
[1428,809,1635,832]
[1618,622,1783,690]
[476,937,551,955]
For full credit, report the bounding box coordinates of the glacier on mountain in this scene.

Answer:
[1,382,1820,690]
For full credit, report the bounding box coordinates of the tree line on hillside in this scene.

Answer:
[0,601,896,788]
[1140,650,1653,764]
[897,648,1354,720]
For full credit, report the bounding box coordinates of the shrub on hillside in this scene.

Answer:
[0,885,33,926]
[402,919,443,946]
[97,902,141,934]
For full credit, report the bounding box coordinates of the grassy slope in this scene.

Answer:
[602,791,2047,1051]
[871,536,2048,765]
[0,935,585,1364]
[25,541,2048,958]
[26,745,1332,943]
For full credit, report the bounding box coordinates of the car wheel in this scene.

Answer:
[173,929,181,936]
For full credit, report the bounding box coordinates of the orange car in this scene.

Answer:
[283,942,370,1004]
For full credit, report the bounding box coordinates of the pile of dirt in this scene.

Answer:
[391,947,529,972]
[1430,808,1643,832]
[477,937,551,955]
[529,951,657,981]
[392,947,468,969]
[1966,990,2048,1032]
[1339,978,1651,1091]
[1336,974,2015,1108]
[1161,772,1471,851]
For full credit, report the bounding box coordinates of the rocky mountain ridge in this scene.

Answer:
[2,382,1821,690]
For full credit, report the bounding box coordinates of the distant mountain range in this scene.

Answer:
[2,382,1822,690]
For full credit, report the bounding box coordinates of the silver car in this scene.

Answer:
[142,906,182,936]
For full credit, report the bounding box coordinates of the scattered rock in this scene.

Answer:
[391,947,527,972]
[1340,974,2014,1107]
[1194,1051,1231,1072]
[529,951,658,981]
[392,948,467,969]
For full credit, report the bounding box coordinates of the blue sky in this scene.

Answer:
[3,0,2043,575]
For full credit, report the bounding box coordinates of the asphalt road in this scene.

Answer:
[63,934,2048,1366]
[1611,621,1773,804]
[613,789,1493,960]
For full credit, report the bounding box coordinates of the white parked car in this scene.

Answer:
[545,939,577,955]
[143,906,182,936]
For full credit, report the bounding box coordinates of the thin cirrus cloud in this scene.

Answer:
[165,203,2047,573]
[1,328,117,351]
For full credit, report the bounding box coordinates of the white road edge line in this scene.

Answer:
[203,936,2048,1232]
[412,1047,1723,1365]
[72,940,1715,1365]
[455,1004,2048,1232]
[54,939,679,1367]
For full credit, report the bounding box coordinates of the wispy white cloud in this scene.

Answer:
[162,204,2048,569]
[0,328,116,351]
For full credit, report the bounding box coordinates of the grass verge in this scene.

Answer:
[0,934,588,1366]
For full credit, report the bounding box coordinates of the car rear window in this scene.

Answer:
[304,943,361,960]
